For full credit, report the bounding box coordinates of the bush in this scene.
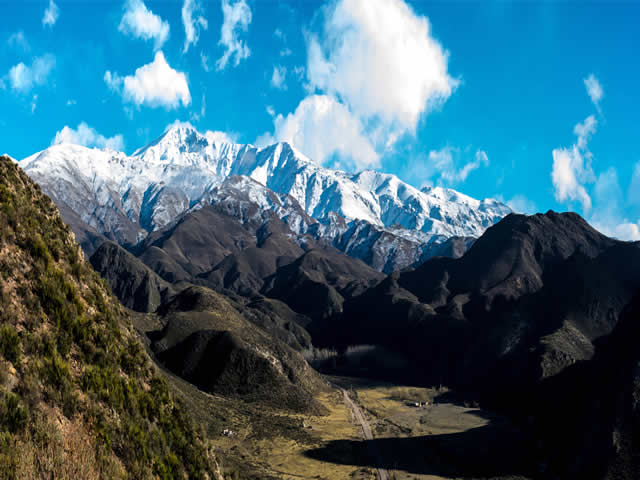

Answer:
[0,326,20,364]
[1,393,27,433]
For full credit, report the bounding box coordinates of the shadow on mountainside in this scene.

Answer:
[304,419,535,478]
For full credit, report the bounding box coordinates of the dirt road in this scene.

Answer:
[340,388,390,480]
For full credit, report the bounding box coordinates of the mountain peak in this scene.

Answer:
[22,124,513,270]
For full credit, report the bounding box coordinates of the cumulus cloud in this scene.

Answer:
[119,0,169,50]
[6,54,55,93]
[256,94,378,171]
[551,115,597,212]
[427,147,489,185]
[182,0,208,53]
[42,0,59,27]
[270,65,287,90]
[52,122,125,151]
[306,0,457,133]
[216,0,252,70]
[104,51,191,109]
[584,74,603,111]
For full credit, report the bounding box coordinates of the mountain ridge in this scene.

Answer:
[21,123,511,271]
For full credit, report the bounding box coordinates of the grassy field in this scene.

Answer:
[161,368,377,480]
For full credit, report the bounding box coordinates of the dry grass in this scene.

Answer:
[163,368,376,480]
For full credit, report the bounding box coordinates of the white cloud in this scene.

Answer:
[205,129,236,144]
[274,28,284,39]
[306,0,457,134]
[66,99,76,106]
[30,94,38,113]
[42,0,59,27]
[216,0,252,70]
[584,74,603,111]
[427,147,489,185]
[119,0,169,50]
[182,0,208,53]
[8,31,29,51]
[280,47,292,57]
[104,51,191,109]
[6,54,55,93]
[257,94,379,171]
[52,122,125,151]
[551,115,597,212]
[270,65,287,90]
[266,105,275,117]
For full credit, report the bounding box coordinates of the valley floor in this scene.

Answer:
[163,368,532,479]
[131,308,532,479]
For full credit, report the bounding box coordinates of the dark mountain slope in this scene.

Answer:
[198,221,305,295]
[90,241,174,313]
[135,204,310,297]
[149,286,326,413]
[0,156,220,479]
[338,212,639,398]
[137,205,256,280]
[531,291,640,479]
[90,236,314,352]
[400,211,615,305]
[262,248,384,322]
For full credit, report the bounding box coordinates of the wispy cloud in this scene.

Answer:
[427,147,490,186]
[119,0,170,50]
[5,54,55,93]
[182,0,208,53]
[8,31,30,51]
[42,0,59,28]
[216,0,252,70]
[270,65,287,90]
[584,74,603,111]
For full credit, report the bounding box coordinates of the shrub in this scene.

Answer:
[1,393,27,434]
[0,326,20,364]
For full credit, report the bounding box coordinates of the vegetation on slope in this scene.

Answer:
[0,156,220,479]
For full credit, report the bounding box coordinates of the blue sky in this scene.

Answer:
[1,0,639,239]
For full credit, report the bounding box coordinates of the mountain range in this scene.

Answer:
[21,123,510,272]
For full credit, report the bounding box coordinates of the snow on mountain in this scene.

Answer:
[21,122,511,270]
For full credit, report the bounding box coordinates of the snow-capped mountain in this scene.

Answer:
[21,123,511,271]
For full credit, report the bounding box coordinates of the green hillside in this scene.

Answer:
[0,155,221,479]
